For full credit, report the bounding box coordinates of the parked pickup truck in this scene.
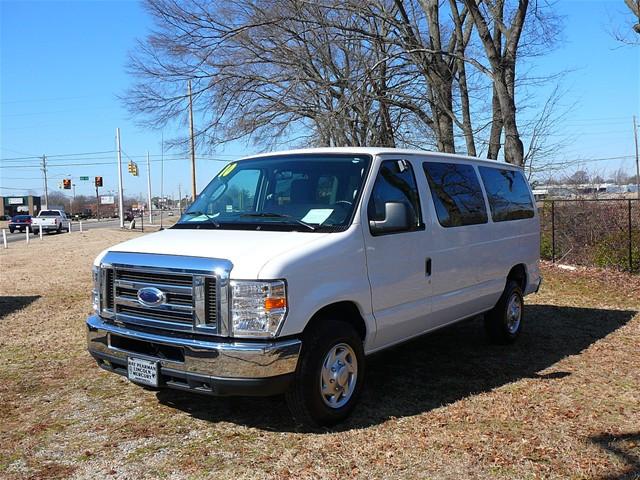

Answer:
[87,147,541,427]
[32,209,70,233]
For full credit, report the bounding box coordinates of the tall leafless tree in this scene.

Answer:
[125,0,561,169]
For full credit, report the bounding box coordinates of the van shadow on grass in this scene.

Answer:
[0,295,40,320]
[589,432,640,480]
[156,304,637,432]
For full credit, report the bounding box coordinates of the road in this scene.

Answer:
[3,219,117,245]
[2,211,179,247]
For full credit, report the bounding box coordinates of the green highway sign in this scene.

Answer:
[80,176,89,181]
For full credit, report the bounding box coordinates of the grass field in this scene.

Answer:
[1,229,639,479]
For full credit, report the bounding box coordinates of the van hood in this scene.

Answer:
[101,228,329,278]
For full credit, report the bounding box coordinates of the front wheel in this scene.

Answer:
[285,319,365,428]
[484,280,524,344]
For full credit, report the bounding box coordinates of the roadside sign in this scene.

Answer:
[80,176,89,181]
[100,195,115,205]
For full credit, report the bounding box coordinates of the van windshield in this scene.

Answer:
[174,154,371,232]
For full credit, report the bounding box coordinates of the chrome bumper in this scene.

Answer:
[86,314,301,382]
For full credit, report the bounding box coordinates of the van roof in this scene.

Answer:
[238,147,522,170]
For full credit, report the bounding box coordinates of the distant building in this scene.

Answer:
[533,183,639,200]
[0,195,42,218]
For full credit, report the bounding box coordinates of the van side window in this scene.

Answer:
[368,160,422,232]
[423,162,488,227]
[478,167,535,222]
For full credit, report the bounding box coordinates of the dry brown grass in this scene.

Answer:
[0,230,639,479]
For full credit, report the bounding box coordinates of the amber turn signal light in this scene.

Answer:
[264,297,286,310]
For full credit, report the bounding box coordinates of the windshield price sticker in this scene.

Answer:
[301,209,333,224]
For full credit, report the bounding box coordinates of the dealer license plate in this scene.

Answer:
[127,357,159,387]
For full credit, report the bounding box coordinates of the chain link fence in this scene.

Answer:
[539,199,640,273]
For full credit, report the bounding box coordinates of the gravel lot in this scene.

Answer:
[1,229,639,479]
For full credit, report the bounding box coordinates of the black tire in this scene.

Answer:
[484,279,524,345]
[9,227,15,233]
[285,319,365,429]
[56,224,62,234]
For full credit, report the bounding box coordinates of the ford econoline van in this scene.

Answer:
[87,148,541,427]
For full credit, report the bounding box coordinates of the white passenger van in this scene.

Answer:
[87,148,541,427]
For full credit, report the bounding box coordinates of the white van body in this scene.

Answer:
[87,148,541,426]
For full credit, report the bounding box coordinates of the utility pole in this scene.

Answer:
[634,115,639,200]
[72,182,76,215]
[188,79,197,201]
[116,128,125,228]
[160,132,164,230]
[146,151,153,223]
[95,183,100,221]
[41,155,49,209]
[178,183,182,215]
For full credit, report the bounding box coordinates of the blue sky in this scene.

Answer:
[1,0,638,200]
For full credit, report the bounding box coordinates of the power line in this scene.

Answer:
[0,156,231,169]
[0,151,238,164]
[0,95,98,105]
[0,150,115,162]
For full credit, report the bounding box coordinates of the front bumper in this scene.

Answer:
[86,314,301,396]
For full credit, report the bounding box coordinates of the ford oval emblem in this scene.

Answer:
[137,287,166,307]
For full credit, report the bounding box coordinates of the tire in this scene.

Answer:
[56,224,62,234]
[484,279,524,345]
[9,227,14,233]
[285,319,365,429]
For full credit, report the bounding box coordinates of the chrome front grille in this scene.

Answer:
[100,262,221,334]
[116,269,193,286]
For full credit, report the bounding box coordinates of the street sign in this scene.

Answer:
[100,195,115,205]
[80,176,89,181]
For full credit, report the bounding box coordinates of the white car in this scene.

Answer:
[32,209,70,234]
[87,147,541,427]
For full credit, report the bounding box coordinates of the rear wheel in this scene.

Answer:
[9,227,15,233]
[285,319,365,428]
[484,280,524,344]
[56,224,62,234]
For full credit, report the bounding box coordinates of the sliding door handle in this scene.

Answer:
[425,257,432,277]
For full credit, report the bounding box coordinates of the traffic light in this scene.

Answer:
[128,161,139,176]
[95,176,103,187]
[63,179,71,189]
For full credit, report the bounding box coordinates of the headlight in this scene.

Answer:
[92,265,101,313]
[230,280,287,338]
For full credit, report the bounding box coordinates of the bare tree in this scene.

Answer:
[126,0,416,149]
[611,0,640,45]
[625,0,640,34]
[125,0,562,171]
[461,0,529,166]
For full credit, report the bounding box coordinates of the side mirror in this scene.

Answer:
[369,202,410,234]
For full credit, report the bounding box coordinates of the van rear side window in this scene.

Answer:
[423,162,488,227]
[478,167,535,222]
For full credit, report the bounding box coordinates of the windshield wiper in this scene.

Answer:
[240,212,316,231]
[182,210,220,228]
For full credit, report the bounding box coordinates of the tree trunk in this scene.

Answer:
[487,86,503,159]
